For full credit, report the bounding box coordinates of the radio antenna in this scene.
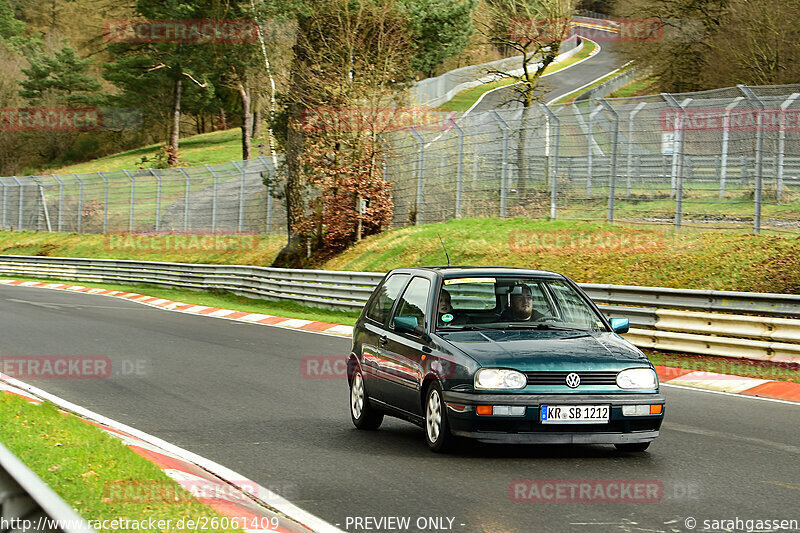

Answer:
[437,233,451,267]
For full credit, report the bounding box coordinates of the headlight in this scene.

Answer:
[474,368,527,390]
[616,368,658,390]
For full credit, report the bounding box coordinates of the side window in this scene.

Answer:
[392,277,432,332]
[366,274,409,324]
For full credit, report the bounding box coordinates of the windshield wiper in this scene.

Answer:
[507,323,591,332]
[440,326,503,332]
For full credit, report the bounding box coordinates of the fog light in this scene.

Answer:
[622,404,650,416]
[492,405,526,416]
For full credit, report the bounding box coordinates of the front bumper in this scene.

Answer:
[442,390,665,445]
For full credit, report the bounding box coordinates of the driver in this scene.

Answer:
[501,284,546,322]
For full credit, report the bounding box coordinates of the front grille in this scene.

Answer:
[525,371,618,386]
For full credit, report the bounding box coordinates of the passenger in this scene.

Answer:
[437,289,467,326]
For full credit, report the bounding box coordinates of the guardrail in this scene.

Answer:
[0,255,798,363]
[0,441,96,533]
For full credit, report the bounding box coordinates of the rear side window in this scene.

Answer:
[393,277,432,329]
[366,274,409,324]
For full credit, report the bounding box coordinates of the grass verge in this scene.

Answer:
[0,274,361,326]
[437,40,598,113]
[550,63,634,104]
[0,393,243,532]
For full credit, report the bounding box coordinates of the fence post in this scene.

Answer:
[122,169,135,232]
[204,164,220,232]
[739,85,764,235]
[73,174,83,233]
[408,127,425,225]
[662,94,687,230]
[491,111,510,218]
[451,119,465,219]
[178,167,191,232]
[598,99,619,223]
[96,171,109,233]
[777,93,800,203]
[587,105,602,198]
[1,179,6,230]
[627,102,647,198]
[11,176,22,230]
[231,161,245,233]
[539,103,560,220]
[147,169,161,231]
[51,175,63,232]
[719,97,743,198]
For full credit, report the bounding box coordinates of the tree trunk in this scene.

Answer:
[238,84,252,160]
[252,110,262,140]
[169,77,182,167]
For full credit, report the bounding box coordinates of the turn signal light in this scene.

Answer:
[476,405,493,415]
[650,404,663,415]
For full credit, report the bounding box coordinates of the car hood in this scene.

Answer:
[438,329,649,371]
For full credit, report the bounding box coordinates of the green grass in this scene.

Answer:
[437,40,599,113]
[0,275,361,325]
[607,76,658,98]
[550,63,635,104]
[0,393,244,532]
[321,218,800,294]
[646,350,800,384]
[46,129,245,175]
[0,231,285,266]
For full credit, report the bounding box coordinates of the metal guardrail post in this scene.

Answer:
[491,111,510,218]
[204,164,220,232]
[147,169,161,231]
[539,104,561,220]
[0,178,6,230]
[738,85,764,234]
[51,175,64,232]
[0,442,97,533]
[777,93,799,203]
[11,176,23,230]
[96,171,109,233]
[73,174,83,234]
[719,97,743,199]
[122,169,135,232]
[662,94,688,229]
[231,161,245,233]
[627,102,647,198]
[178,167,191,232]
[597,98,619,223]
[407,127,425,225]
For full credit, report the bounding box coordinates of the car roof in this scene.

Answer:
[388,265,565,279]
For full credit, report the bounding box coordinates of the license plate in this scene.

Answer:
[540,405,609,424]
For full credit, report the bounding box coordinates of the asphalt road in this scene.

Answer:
[2,285,799,533]
[470,35,623,113]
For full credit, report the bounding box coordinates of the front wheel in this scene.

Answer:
[425,383,455,452]
[350,369,383,430]
[614,442,651,452]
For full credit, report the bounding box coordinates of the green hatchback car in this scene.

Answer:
[348,266,665,452]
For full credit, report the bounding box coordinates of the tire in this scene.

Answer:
[424,382,455,452]
[350,369,383,430]
[614,442,651,452]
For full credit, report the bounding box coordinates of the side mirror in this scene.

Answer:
[610,318,629,335]
[394,316,419,334]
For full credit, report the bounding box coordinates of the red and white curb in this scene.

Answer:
[0,374,345,533]
[655,366,800,403]
[0,279,354,337]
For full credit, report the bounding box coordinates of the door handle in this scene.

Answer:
[379,336,388,346]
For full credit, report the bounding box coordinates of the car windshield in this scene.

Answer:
[435,276,606,333]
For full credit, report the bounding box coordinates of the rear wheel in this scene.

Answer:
[425,383,455,452]
[614,442,651,452]
[350,370,383,430]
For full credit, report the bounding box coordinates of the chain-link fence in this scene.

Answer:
[0,157,286,235]
[384,84,800,233]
